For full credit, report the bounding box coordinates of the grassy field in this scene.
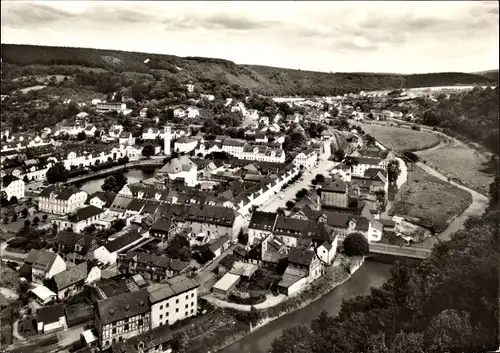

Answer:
[391,165,473,232]
[353,122,441,152]
[416,140,495,195]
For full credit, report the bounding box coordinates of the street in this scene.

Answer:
[259,158,335,212]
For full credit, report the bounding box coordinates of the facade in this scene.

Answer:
[1,174,25,200]
[118,252,190,282]
[52,205,105,233]
[23,249,67,284]
[36,304,67,334]
[54,231,97,266]
[174,136,198,154]
[39,186,87,215]
[95,289,151,350]
[148,276,199,328]
[248,211,278,246]
[320,178,348,208]
[293,148,318,169]
[316,235,338,265]
[96,102,127,113]
[53,262,88,299]
[156,155,197,187]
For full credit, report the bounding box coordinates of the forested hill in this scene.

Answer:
[1,44,497,96]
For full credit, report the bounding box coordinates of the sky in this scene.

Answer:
[1,1,499,74]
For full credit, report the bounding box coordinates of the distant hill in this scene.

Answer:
[473,69,499,81]
[1,44,497,96]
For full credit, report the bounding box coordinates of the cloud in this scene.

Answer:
[200,14,281,30]
[1,2,77,28]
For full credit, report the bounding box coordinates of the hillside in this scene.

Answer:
[1,44,497,96]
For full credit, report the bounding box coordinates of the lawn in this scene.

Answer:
[391,165,473,233]
[353,122,441,152]
[416,140,495,195]
[0,266,20,292]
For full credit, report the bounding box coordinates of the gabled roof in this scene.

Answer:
[125,198,147,212]
[96,288,150,325]
[25,249,59,271]
[104,230,143,253]
[35,303,64,324]
[89,191,117,208]
[249,211,277,231]
[208,235,230,252]
[321,178,347,193]
[288,247,315,266]
[53,262,88,290]
[157,155,196,174]
[67,205,104,223]
[150,218,172,233]
[148,276,199,304]
[109,195,132,212]
[1,174,20,188]
[55,231,95,253]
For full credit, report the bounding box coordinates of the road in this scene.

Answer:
[369,243,431,259]
[259,158,335,212]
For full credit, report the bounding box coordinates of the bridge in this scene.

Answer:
[66,159,164,184]
[369,242,431,260]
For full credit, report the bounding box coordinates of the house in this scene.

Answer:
[118,252,190,282]
[248,211,278,246]
[287,247,324,281]
[174,136,198,154]
[54,231,98,265]
[52,262,89,299]
[21,249,67,284]
[149,218,175,241]
[293,148,318,169]
[119,132,134,146]
[148,276,199,328]
[208,235,231,258]
[39,186,87,215]
[140,108,148,118]
[52,205,105,233]
[184,204,240,242]
[229,261,258,280]
[96,102,127,113]
[1,174,25,200]
[30,285,57,306]
[36,303,67,334]
[316,234,338,265]
[212,273,240,297]
[110,324,174,353]
[156,155,197,187]
[319,177,348,208]
[254,133,268,143]
[108,125,124,139]
[142,128,160,140]
[95,288,151,350]
[367,219,383,242]
[93,230,144,265]
[349,156,389,177]
[84,125,97,137]
[88,191,117,210]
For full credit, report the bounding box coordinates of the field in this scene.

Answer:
[416,140,495,195]
[391,165,473,232]
[353,122,441,152]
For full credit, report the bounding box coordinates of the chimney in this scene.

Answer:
[316,189,321,212]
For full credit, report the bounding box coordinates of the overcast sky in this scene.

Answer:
[1,1,498,74]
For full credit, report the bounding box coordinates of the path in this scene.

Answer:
[202,293,287,311]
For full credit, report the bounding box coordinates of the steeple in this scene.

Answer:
[164,126,171,156]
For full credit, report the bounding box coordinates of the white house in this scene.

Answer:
[52,205,105,233]
[36,304,67,334]
[186,107,199,119]
[39,186,88,215]
[248,212,278,246]
[367,219,383,242]
[96,102,127,113]
[1,174,25,200]
[293,148,318,169]
[22,249,67,284]
[156,155,198,187]
[174,136,198,154]
[84,124,97,137]
[148,276,199,328]
[316,235,338,265]
[350,157,388,177]
[142,128,160,140]
[140,108,148,118]
[119,132,135,146]
[173,108,186,118]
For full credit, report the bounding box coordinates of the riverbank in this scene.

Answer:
[185,256,364,353]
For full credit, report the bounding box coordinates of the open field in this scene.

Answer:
[391,165,473,232]
[353,122,441,152]
[416,140,495,195]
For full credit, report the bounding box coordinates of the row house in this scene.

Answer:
[52,205,105,233]
[22,159,53,182]
[293,148,318,169]
[54,124,85,137]
[118,252,190,282]
[1,174,25,200]
[96,102,127,113]
[39,186,88,215]
[183,204,241,242]
[349,156,388,177]
[240,145,286,163]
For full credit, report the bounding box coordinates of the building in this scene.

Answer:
[174,136,198,154]
[248,211,278,246]
[156,155,197,187]
[293,148,318,169]
[184,204,240,242]
[88,191,117,210]
[52,205,105,233]
[163,126,171,156]
[148,276,199,328]
[93,230,144,265]
[21,249,67,284]
[118,252,190,282]
[316,234,338,265]
[36,303,67,334]
[212,273,241,297]
[96,102,127,113]
[349,156,389,177]
[320,178,348,208]
[119,132,134,146]
[95,289,151,350]
[1,174,25,200]
[142,128,160,140]
[39,186,87,215]
[53,231,97,266]
[110,324,174,353]
[30,285,57,306]
[52,262,88,299]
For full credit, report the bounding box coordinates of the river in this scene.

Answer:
[219,261,392,353]
[78,169,155,194]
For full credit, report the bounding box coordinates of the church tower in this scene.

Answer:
[164,126,171,155]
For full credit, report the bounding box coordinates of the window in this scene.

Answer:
[160,322,163,326]
[124,324,129,331]
[185,304,188,309]
[166,303,169,308]
[119,337,123,342]
[139,319,143,326]
[160,305,163,310]
[185,295,188,300]
[176,308,179,313]
[112,328,116,334]
[160,315,163,319]
[106,341,109,347]
[191,309,194,314]
[166,312,169,316]
[191,293,194,298]
[191,302,194,307]
[176,299,179,304]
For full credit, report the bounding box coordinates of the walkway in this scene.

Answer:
[202,293,287,311]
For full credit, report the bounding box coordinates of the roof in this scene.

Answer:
[142,200,161,214]
[229,261,258,278]
[96,288,150,325]
[208,235,230,252]
[150,218,172,233]
[25,249,59,271]
[109,195,132,212]
[40,185,82,200]
[278,267,308,288]
[104,230,143,253]
[322,178,347,193]
[288,247,315,266]
[89,191,117,208]
[35,303,64,324]
[125,198,147,212]
[157,155,195,174]
[378,218,396,228]
[371,219,383,232]
[67,205,104,223]
[53,262,88,290]
[55,231,94,254]
[325,212,370,231]
[351,156,383,166]
[1,174,20,188]
[31,285,57,302]
[213,273,240,292]
[249,211,277,231]
[148,276,200,304]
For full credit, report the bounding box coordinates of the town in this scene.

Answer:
[1,81,455,353]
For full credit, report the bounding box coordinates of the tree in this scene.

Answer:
[23,219,31,228]
[3,217,9,224]
[9,196,18,205]
[365,134,376,146]
[315,174,325,183]
[67,101,79,116]
[295,188,308,199]
[77,131,86,141]
[21,208,28,218]
[23,175,29,183]
[111,218,126,232]
[343,232,369,257]
[46,163,69,184]
[333,149,345,161]
[102,173,127,193]
[32,216,40,225]
[42,214,48,222]
[270,326,313,353]
[286,201,295,209]
[0,191,8,207]
[423,309,473,353]
[142,144,155,158]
